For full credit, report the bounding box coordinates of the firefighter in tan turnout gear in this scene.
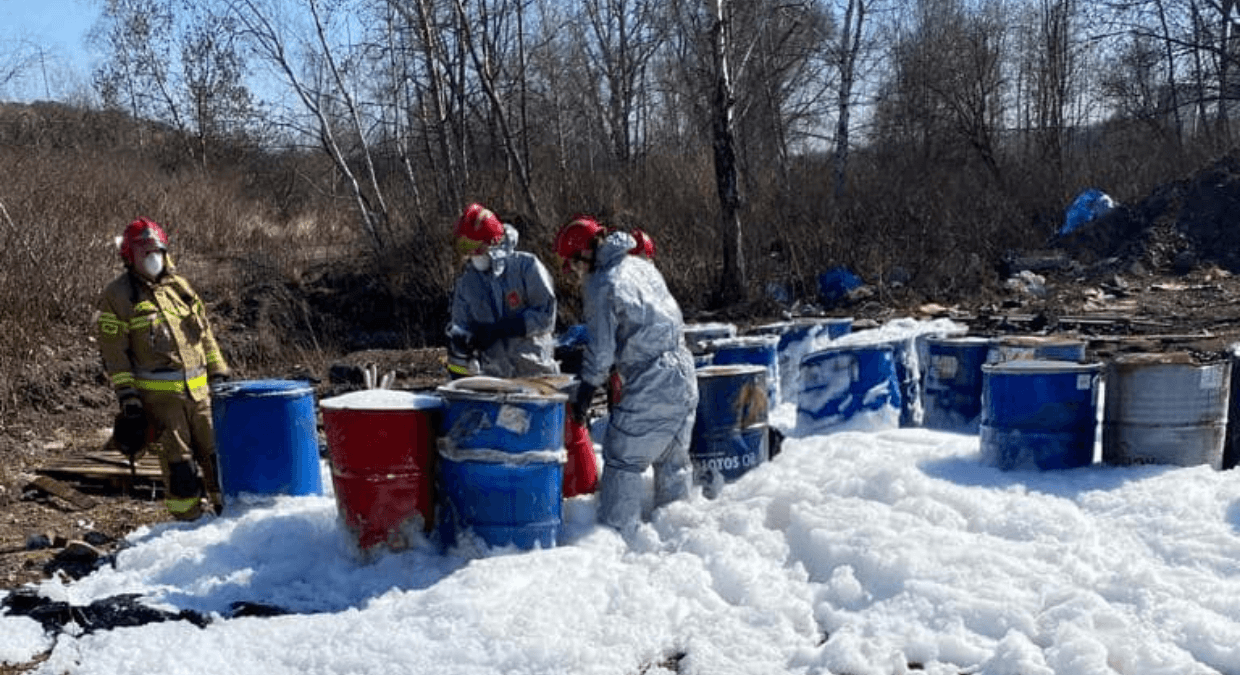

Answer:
[95,218,231,521]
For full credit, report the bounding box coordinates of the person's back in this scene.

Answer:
[581,231,697,434]
[561,222,697,532]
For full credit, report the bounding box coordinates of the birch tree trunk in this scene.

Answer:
[709,0,745,304]
[833,0,866,197]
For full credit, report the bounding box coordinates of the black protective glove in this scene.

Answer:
[494,315,526,340]
[113,389,147,459]
[571,382,598,424]
[471,316,526,352]
[469,322,496,351]
[117,388,143,417]
[449,331,473,357]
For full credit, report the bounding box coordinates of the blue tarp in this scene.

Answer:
[1059,189,1116,237]
[818,267,863,306]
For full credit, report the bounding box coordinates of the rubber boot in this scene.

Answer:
[652,416,693,508]
[597,466,645,533]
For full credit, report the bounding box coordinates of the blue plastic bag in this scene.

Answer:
[1059,189,1115,237]
[818,267,863,306]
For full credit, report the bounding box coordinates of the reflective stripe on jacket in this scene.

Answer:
[95,270,229,402]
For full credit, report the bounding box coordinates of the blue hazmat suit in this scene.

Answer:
[449,225,559,377]
[579,230,698,531]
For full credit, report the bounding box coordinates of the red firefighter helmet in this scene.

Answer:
[554,216,605,269]
[119,218,169,266]
[453,203,504,257]
[629,228,655,258]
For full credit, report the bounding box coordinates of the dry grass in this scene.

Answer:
[0,102,1229,413]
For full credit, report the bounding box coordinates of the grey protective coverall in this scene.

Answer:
[449,225,559,377]
[579,231,698,530]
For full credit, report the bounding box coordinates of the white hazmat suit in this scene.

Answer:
[449,225,559,378]
[578,230,698,531]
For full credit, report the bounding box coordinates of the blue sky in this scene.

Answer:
[0,0,99,100]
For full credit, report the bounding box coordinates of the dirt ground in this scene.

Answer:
[7,153,1240,603]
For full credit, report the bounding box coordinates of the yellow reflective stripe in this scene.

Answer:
[129,314,165,331]
[98,313,126,336]
[135,372,208,393]
[138,379,185,393]
[187,373,209,392]
[205,351,223,366]
[133,301,157,313]
[165,496,201,515]
[137,367,207,381]
[110,372,135,388]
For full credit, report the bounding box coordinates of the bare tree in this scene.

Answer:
[93,0,187,142]
[833,0,866,196]
[228,0,391,250]
[451,0,543,224]
[180,6,254,168]
[0,39,41,97]
[708,0,746,304]
[875,0,1006,180]
[574,0,665,164]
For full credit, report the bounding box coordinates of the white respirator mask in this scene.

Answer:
[470,254,491,271]
[140,252,165,279]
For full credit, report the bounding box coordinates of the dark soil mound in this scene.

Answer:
[1060,153,1240,275]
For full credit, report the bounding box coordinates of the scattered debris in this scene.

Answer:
[35,451,163,497]
[22,475,98,511]
[229,601,289,618]
[1,589,209,635]
[43,539,108,580]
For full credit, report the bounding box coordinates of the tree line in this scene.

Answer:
[5,0,1237,308]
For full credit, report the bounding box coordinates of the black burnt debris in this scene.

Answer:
[1,589,209,635]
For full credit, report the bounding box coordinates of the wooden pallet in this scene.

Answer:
[36,450,165,497]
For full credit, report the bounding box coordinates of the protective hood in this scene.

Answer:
[484,224,518,276]
[593,230,637,272]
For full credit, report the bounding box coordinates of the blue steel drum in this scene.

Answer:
[435,377,566,550]
[880,338,921,428]
[748,318,853,404]
[987,336,1087,364]
[820,317,853,340]
[922,336,993,433]
[437,377,567,454]
[437,457,562,550]
[1228,346,1240,470]
[691,365,770,497]
[212,379,322,497]
[980,360,1101,470]
[797,344,901,435]
[705,336,780,405]
[684,322,737,360]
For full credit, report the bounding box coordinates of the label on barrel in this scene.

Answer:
[1201,367,1223,390]
[932,355,959,379]
[694,450,761,474]
[1076,374,1092,390]
[497,404,530,434]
